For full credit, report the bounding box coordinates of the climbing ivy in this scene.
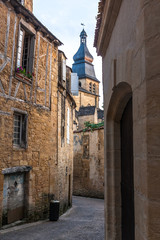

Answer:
[83,121,104,132]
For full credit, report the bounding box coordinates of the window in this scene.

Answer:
[67,108,70,144]
[13,113,27,148]
[17,26,35,75]
[62,59,66,81]
[93,84,96,94]
[89,82,92,92]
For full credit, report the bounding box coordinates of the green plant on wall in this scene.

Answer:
[83,121,104,132]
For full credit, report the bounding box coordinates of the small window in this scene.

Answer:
[13,113,27,148]
[89,82,92,92]
[79,81,81,87]
[93,84,96,94]
[17,26,35,75]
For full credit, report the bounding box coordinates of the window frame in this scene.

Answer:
[16,24,35,76]
[93,83,96,94]
[13,111,28,149]
[89,82,92,92]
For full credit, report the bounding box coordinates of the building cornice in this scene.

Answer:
[94,0,122,56]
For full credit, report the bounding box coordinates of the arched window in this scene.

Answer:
[89,82,92,92]
[79,81,82,87]
[93,84,96,94]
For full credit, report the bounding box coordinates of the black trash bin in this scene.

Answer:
[49,200,60,221]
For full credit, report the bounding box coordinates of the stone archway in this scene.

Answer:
[105,82,134,239]
[121,97,135,239]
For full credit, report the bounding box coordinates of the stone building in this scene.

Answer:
[94,0,160,239]
[72,30,104,198]
[73,127,104,199]
[57,50,76,213]
[0,0,75,227]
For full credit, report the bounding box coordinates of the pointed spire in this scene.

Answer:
[80,29,87,45]
[72,29,100,83]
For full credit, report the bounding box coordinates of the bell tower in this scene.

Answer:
[72,29,100,109]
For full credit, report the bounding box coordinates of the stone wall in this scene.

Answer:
[24,0,33,12]
[0,1,61,227]
[73,128,104,199]
[57,91,74,214]
[74,91,98,110]
[95,0,160,239]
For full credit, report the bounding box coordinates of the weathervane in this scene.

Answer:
[81,23,85,28]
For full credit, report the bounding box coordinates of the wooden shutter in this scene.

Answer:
[17,29,24,68]
[62,59,66,81]
[67,108,70,144]
[28,35,35,73]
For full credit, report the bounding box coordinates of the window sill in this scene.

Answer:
[15,73,32,85]
[13,145,27,151]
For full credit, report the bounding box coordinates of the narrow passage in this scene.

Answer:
[0,196,104,240]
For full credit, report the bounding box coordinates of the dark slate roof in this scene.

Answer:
[73,43,93,62]
[97,108,104,120]
[78,106,96,117]
[72,29,99,83]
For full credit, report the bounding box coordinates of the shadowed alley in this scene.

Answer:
[0,196,104,240]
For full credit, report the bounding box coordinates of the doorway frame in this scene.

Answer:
[105,82,133,239]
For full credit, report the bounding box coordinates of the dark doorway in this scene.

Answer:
[120,98,135,240]
[68,174,71,206]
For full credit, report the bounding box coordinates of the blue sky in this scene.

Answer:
[33,0,103,107]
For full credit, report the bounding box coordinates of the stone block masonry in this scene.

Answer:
[73,128,104,199]
[0,0,72,227]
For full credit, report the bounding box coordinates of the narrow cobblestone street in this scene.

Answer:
[0,196,104,240]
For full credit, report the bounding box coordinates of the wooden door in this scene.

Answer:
[120,98,135,240]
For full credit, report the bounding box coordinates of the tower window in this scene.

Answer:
[93,84,96,94]
[79,81,81,87]
[89,82,92,92]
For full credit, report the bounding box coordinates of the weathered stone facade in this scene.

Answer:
[95,0,160,239]
[72,30,104,199]
[57,50,76,214]
[73,128,104,198]
[0,0,75,227]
